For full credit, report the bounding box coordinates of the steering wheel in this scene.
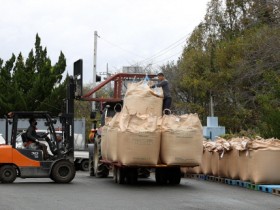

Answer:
[40,132,49,138]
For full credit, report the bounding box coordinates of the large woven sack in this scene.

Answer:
[105,113,121,162]
[160,114,203,166]
[201,150,213,175]
[106,130,118,161]
[227,148,240,180]
[101,126,109,160]
[117,114,161,165]
[227,138,245,180]
[202,141,216,175]
[211,152,219,176]
[238,150,251,181]
[248,139,280,184]
[123,81,163,116]
[249,150,280,184]
[218,153,230,178]
[101,116,115,160]
[215,138,231,178]
[228,137,251,181]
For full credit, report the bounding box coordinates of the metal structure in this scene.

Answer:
[81,73,157,102]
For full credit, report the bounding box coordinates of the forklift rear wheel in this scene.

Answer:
[51,160,76,183]
[0,165,17,183]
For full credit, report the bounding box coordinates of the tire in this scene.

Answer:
[126,168,138,185]
[51,160,76,183]
[88,143,95,176]
[80,160,89,171]
[168,167,181,185]
[155,168,168,185]
[0,165,17,183]
[93,138,109,178]
[116,167,125,184]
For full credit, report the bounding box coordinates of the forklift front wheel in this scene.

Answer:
[0,165,17,183]
[51,160,76,183]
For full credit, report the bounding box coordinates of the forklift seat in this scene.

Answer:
[21,133,28,148]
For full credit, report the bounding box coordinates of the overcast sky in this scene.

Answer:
[0,0,209,84]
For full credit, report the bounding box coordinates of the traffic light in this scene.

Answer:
[73,59,83,98]
[96,75,101,82]
[90,111,96,119]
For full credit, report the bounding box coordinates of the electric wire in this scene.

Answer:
[136,34,188,65]
[99,36,145,59]
[98,31,191,73]
[152,49,183,65]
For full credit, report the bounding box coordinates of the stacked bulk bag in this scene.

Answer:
[160,114,203,166]
[101,125,109,160]
[232,137,252,181]
[210,151,219,176]
[117,113,161,165]
[227,138,244,180]
[200,149,213,175]
[215,138,231,178]
[246,138,280,184]
[102,112,161,165]
[100,117,113,160]
[230,137,280,184]
[203,141,217,175]
[122,81,163,116]
[183,136,280,185]
[101,80,205,168]
[106,113,121,162]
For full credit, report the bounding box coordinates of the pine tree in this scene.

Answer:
[0,34,66,116]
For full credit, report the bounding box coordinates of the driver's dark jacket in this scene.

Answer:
[26,125,40,142]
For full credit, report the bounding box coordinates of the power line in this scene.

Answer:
[98,31,191,73]
[138,39,186,65]
[153,49,183,65]
[99,36,145,59]
[136,33,189,65]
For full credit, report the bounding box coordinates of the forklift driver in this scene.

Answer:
[25,118,49,160]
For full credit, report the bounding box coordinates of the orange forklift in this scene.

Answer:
[0,72,79,183]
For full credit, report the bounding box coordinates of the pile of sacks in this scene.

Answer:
[101,81,203,166]
[182,137,280,184]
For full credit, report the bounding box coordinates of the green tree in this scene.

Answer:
[0,34,66,116]
[161,0,280,137]
[0,54,16,114]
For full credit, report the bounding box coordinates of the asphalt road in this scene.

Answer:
[0,171,279,210]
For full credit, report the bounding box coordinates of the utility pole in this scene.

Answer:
[106,63,112,93]
[210,94,214,117]
[92,31,99,112]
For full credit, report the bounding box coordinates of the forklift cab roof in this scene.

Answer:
[8,111,53,119]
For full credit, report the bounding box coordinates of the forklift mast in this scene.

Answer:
[59,59,83,158]
[59,77,75,159]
